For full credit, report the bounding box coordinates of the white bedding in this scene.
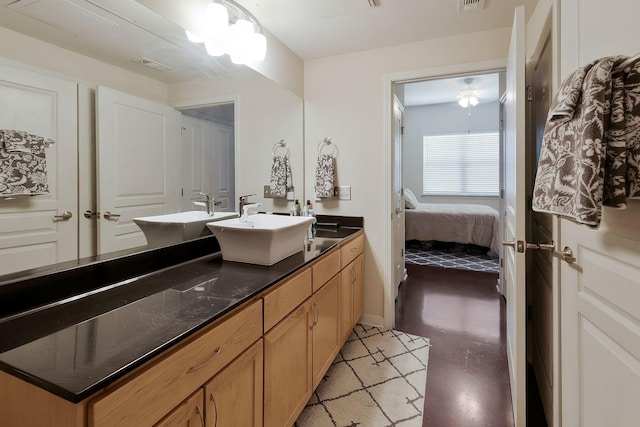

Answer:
[405,203,500,253]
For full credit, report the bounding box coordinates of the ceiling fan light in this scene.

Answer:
[468,96,479,106]
[458,97,469,108]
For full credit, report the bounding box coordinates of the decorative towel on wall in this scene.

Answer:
[270,155,293,197]
[0,130,55,196]
[315,154,335,198]
[532,55,640,227]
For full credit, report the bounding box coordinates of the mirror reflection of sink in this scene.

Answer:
[134,211,238,248]
[206,214,315,265]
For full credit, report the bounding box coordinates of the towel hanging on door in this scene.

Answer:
[532,55,640,227]
[0,129,55,196]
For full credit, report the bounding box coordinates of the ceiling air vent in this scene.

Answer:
[458,0,486,13]
[135,58,172,71]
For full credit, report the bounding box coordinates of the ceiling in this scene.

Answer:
[0,0,536,103]
[404,72,502,107]
[243,0,538,60]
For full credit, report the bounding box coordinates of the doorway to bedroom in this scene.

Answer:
[391,72,519,425]
[396,71,503,276]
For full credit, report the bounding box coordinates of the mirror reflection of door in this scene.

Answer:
[180,104,236,213]
[0,61,78,275]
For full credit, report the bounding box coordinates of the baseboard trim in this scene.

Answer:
[358,314,385,329]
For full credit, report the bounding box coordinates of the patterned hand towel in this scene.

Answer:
[532,56,626,227]
[604,59,640,206]
[315,154,335,198]
[270,155,292,197]
[0,130,55,196]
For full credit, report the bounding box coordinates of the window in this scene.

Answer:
[422,132,499,196]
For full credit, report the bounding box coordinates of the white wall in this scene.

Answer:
[168,70,304,214]
[403,101,500,211]
[304,28,511,325]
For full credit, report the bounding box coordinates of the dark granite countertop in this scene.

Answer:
[0,217,362,403]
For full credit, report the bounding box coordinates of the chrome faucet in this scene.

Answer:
[240,203,262,222]
[238,194,256,215]
[193,192,215,216]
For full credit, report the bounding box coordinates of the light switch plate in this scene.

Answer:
[338,186,351,200]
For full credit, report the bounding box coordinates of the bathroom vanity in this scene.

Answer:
[0,217,364,427]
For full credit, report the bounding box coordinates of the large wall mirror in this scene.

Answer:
[0,0,304,276]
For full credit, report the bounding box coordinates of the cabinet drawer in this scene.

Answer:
[341,234,364,267]
[312,250,340,293]
[263,268,312,333]
[89,300,262,427]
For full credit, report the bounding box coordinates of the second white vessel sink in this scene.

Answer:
[206,214,315,265]
[134,211,238,248]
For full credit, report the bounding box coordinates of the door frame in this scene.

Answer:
[172,95,239,210]
[382,58,507,330]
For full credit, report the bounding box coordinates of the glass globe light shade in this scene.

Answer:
[250,32,267,61]
[204,2,229,39]
[228,19,255,65]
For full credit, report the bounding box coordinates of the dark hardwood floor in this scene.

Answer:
[395,264,514,426]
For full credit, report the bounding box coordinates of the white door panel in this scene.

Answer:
[561,221,640,426]
[0,62,77,274]
[181,114,235,212]
[559,1,640,425]
[503,6,527,425]
[97,86,181,254]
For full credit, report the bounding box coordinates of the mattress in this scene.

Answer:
[405,203,500,253]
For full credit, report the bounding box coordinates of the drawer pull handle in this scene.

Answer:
[196,405,204,427]
[187,347,221,373]
[209,393,218,427]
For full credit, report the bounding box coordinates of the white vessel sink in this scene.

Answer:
[206,214,315,265]
[134,211,238,248]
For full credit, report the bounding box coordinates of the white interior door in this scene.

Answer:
[0,61,77,275]
[96,86,181,254]
[392,95,405,298]
[503,6,527,426]
[559,1,640,425]
[181,114,235,212]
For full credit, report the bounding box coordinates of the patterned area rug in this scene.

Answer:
[295,324,430,427]
[404,241,499,274]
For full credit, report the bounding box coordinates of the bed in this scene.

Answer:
[404,192,500,254]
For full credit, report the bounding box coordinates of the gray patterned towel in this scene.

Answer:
[0,130,55,196]
[269,155,292,197]
[315,154,335,198]
[532,56,638,227]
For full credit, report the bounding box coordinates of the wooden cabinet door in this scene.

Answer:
[352,254,364,323]
[311,274,341,389]
[154,390,204,427]
[205,339,263,427]
[339,267,353,343]
[264,299,313,427]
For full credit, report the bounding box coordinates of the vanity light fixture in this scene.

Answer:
[185,0,267,65]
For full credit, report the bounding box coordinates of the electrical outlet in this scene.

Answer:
[263,185,273,198]
[338,186,351,200]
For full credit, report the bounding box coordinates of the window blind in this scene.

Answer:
[422,132,499,197]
